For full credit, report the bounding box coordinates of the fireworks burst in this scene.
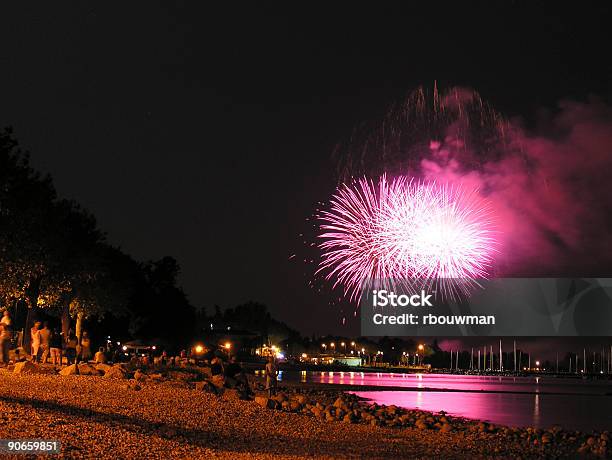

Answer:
[317,176,496,301]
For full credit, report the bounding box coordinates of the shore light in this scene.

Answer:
[224,342,231,350]
[195,345,204,354]
[122,345,127,351]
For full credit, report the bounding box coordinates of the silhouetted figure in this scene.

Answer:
[39,322,51,363]
[49,328,63,366]
[94,346,107,364]
[224,356,252,396]
[0,310,12,365]
[0,327,9,365]
[79,331,92,362]
[210,356,225,388]
[30,321,42,363]
[265,356,278,397]
[65,333,78,365]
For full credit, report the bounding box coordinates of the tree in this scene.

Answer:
[0,129,198,351]
[127,256,196,347]
[0,129,130,345]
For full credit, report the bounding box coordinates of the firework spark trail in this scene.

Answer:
[317,176,496,301]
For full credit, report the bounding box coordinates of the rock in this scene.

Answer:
[133,370,147,381]
[272,392,287,403]
[59,364,80,376]
[103,365,128,379]
[78,363,99,375]
[440,423,453,433]
[95,363,112,374]
[13,361,43,375]
[149,373,163,381]
[293,394,309,405]
[255,395,279,410]
[386,405,398,415]
[415,419,429,430]
[311,407,323,418]
[399,414,411,424]
[288,400,301,412]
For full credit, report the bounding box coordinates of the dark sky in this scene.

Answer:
[0,3,610,335]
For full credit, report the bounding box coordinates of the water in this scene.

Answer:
[277,371,612,432]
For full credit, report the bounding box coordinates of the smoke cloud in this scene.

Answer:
[418,96,612,277]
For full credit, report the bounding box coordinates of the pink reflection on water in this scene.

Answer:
[302,372,611,395]
[349,390,612,431]
[279,372,612,431]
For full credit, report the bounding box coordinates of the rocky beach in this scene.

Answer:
[0,363,608,459]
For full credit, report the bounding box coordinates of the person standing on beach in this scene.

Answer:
[1,310,11,328]
[265,356,278,397]
[94,347,107,364]
[0,310,12,365]
[65,333,78,365]
[30,321,41,363]
[39,322,51,364]
[79,331,92,362]
[210,355,225,388]
[0,325,10,365]
[49,328,63,366]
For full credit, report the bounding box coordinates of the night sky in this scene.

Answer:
[0,3,610,336]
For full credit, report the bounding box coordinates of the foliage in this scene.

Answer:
[0,129,196,340]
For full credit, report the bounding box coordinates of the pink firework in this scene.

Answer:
[317,176,496,301]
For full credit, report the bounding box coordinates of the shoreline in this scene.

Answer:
[275,379,612,397]
[0,364,608,458]
[264,363,612,381]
